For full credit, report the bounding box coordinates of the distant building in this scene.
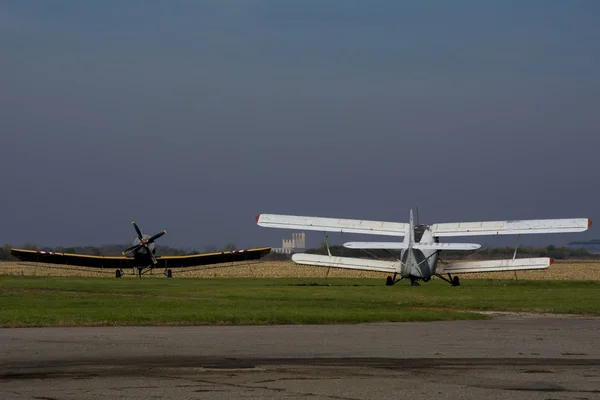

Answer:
[272,233,306,254]
[567,239,600,254]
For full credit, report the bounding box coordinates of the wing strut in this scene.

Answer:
[323,233,332,257]
[512,234,521,280]
[512,234,521,260]
[323,233,332,278]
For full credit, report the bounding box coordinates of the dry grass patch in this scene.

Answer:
[1,259,598,281]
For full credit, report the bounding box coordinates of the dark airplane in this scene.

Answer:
[11,221,271,278]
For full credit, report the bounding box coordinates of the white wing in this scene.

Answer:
[438,257,552,274]
[257,214,409,236]
[291,253,399,273]
[430,218,591,237]
[343,242,481,251]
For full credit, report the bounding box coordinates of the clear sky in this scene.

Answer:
[1,0,599,250]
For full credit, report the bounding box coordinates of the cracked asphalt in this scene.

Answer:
[1,314,599,399]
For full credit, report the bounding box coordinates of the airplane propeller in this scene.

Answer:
[132,221,143,240]
[122,221,167,265]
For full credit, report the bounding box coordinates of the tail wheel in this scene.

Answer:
[115,269,122,278]
[166,269,173,278]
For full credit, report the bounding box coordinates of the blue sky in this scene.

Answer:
[1,1,599,249]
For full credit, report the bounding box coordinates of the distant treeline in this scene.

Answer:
[0,243,595,262]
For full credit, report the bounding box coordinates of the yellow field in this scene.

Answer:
[1,260,599,281]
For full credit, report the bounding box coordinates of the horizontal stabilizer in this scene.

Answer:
[343,242,481,251]
[438,257,552,274]
[291,253,399,273]
[256,214,408,236]
[430,218,591,237]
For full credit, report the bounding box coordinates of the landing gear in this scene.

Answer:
[385,273,402,286]
[385,275,421,286]
[115,269,123,278]
[129,266,173,278]
[435,274,461,286]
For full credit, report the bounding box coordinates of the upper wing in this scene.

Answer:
[343,242,481,250]
[11,247,272,269]
[430,218,591,237]
[156,247,271,268]
[256,214,409,236]
[10,249,135,269]
[437,257,552,274]
[291,253,399,273]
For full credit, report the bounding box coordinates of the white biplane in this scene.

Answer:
[256,210,591,286]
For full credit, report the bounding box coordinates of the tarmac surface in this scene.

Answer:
[1,313,600,399]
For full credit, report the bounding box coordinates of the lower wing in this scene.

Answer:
[291,253,399,273]
[437,257,552,274]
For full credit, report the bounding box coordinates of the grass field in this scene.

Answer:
[1,274,599,327]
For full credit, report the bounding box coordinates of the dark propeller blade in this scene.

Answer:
[122,243,143,255]
[131,221,143,240]
[148,230,167,243]
[147,246,157,265]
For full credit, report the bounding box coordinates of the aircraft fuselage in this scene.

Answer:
[399,227,439,281]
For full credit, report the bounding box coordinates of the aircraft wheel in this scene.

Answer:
[452,276,460,286]
[385,276,394,286]
[115,269,122,278]
[166,269,173,278]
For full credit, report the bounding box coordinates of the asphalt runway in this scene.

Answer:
[1,314,600,400]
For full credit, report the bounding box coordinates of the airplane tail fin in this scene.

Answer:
[402,209,415,246]
[408,209,415,246]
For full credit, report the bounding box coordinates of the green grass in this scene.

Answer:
[1,276,599,327]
